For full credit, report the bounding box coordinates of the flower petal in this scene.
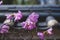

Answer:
[0,25,9,33]
[28,12,39,22]
[47,28,53,35]
[14,11,22,21]
[0,1,3,5]
[37,32,44,40]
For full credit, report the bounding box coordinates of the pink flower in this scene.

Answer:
[0,1,3,5]
[0,24,9,33]
[6,14,13,19]
[47,28,53,35]
[6,11,23,21]
[37,32,44,40]
[21,12,39,30]
[28,12,39,23]
[14,11,22,21]
[21,19,36,30]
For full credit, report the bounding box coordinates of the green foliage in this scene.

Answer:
[3,0,39,5]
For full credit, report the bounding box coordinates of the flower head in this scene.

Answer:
[47,28,53,35]
[21,12,39,30]
[6,11,23,21]
[0,24,9,33]
[28,12,39,23]
[14,11,22,21]
[37,32,44,40]
[6,14,14,19]
[21,19,36,30]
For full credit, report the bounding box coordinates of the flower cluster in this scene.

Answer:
[46,28,53,35]
[6,11,23,21]
[37,32,44,40]
[21,12,39,30]
[0,24,9,33]
[37,28,53,40]
[28,12,39,23]
[0,1,54,40]
[0,11,23,33]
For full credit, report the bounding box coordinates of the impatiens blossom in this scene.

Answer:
[0,1,3,5]
[0,24,9,33]
[6,14,14,19]
[6,11,22,21]
[37,28,53,40]
[0,17,15,33]
[37,32,44,40]
[28,12,39,23]
[0,11,23,33]
[21,19,36,30]
[47,28,53,35]
[14,11,22,21]
[21,12,39,30]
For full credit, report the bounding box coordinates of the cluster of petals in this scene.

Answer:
[6,11,23,21]
[21,12,39,30]
[0,24,9,33]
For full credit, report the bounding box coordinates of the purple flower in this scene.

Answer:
[21,19,36,30]
[28,12,39,23]
[47,28,53,35]
[6,11,23,21]
[0,25,9,33]
[37,32,44,40]
[6,14,13,19]
[0,1,3,5]
[14,11,22,21]
[21,12,39,30]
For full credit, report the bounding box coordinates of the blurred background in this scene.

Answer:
[2,0,60,5]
